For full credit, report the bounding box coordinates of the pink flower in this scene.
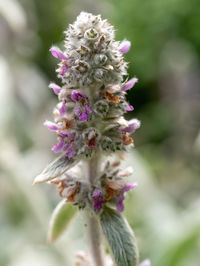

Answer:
[139,259,151,266]
[48,83,61,95]
[121,119,141,133]
[52,138,65,153]
[44,120,59,131]
[50,47,69,76]
[63,132,76,158]
[51,132,76,158]
[121,78,138,91]
[59,100,67,116]
[119,40,131,54]
[116,182,138,212]
[59,62,68,76]
[92,189,105,210]
[63,142,76,158]
[50,46,68,60]
[71,90,92,122]
[125,103,134,111]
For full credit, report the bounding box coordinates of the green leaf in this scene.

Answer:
[48,200,77,243]
[100,206,139,266]
[33,156,77,184]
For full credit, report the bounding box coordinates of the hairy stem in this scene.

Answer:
[84,212,105,266]
[88,156,98,185]
[84,157,105,266]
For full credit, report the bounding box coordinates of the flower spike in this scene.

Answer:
[35,12,143,266]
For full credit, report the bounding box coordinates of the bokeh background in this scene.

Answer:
[0,0,200,265]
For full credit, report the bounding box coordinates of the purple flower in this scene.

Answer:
[121,77,138,91]
[63,143,76,158]
[59,62,68,76]
[52,138,65,153]
[50,46,68,60]
[63,132,76,159]
[139,260,151,266]
[71,90,86,101]
[92,189,105,211]
[44,120,59,131]
[119,40,131,54]
[121,119,141,134]
[50,130,76,158]
[50,47,69,76]
[116,182,138,212]
[71,90,92,122]
[59,100,67,116]
[59,131,70,137]
[125,103,134,111]
[49,83,61,95]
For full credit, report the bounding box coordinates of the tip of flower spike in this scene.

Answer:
[119,40,131,54]
[49,46,68,60]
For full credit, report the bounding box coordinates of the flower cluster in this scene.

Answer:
[50,159,137,212]
[44,12,139,162]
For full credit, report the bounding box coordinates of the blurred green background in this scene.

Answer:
[0,0,200,265]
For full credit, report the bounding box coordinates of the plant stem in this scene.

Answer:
[88,156,98,185]
[85,212,105,266]
[84,156,105,266]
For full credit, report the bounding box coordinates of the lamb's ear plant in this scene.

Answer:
[34,12,150,266]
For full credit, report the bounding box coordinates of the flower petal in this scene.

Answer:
[79,112,88,121]
[92,189,105,211]
[121,77,138,91]
[50,46,67,60]
[59,63,68,76]
[121,119,141,133]
[85,104,92,114]
[44,120,59,131]
[52,139,65,153]
[64,144,76,159]
[71,90,86,101]
[49,83,61,95]
[59,101,67,116]
[139,259,151,266]
[116,194,125,212]
[119,40,131,54]
[92,189,103,198]
[122,182,138,192]
[116,182,138,212]
[125,103,134,111]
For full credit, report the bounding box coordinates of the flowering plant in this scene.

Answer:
[34,12,150,266]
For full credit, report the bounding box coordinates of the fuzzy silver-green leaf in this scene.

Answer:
[33,156,77,184]
[48,200,77,243]
[100,206,139,266]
